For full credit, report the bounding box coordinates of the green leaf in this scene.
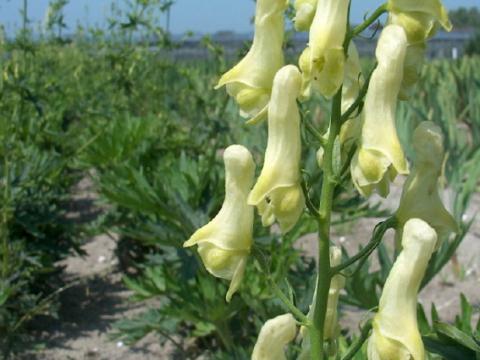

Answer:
[192,321,217,337]
[435,321,480,352]
[455,293,473,333]
[417,303,432,334]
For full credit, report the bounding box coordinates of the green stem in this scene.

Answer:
[310,87,343,360]
[301,177,320,218]
[341,320,373,360]
[351,3,388,38]
[271,280,309,324]
[331,217,396,275]
[340,64,376,125]
[216,320,234,351]
[253,248,308,324]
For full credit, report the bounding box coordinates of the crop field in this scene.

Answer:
[0,1,480,360]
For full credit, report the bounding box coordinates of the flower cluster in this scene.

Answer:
[184,0,457,358]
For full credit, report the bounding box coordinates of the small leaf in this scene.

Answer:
[431,303,440,323]
[193,321,217,337]
[417,303,432,334]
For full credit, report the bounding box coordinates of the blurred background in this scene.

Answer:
[0,1,479,359]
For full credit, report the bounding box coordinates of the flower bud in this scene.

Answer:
[183,145,255,302]
[299,47,312,99]
[301,0,350,98]
[395,122,457,247]
[248,65,305,233]
[294,0,317,32]
[368,218,437,360]
[324,247,345,340]
[216,0,287,122]
[351,25,409,197]
[252,314,297,360]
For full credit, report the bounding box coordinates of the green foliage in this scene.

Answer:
[0,41,84,355]
[466,31,480,55]
[420,294,480,359]
[449,7,480,29]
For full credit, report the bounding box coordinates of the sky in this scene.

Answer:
[0,0,478,35]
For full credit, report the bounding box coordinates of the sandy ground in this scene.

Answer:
[17,177,479,359]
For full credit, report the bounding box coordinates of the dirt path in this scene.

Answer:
[18,233,170,360]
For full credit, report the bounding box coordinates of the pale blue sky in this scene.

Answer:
[0,0,478,34]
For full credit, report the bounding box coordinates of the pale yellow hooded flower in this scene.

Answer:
[368,218,437,360]
[387,0,452,43]
[294,0,317,32]
[299,247,345,359]
[183,145,255,302]
[215,0,287,122]
[395,121,457,247]
[300,0,350,98]
[248,65,305,233]
[351,25,409,197]
[252,313,297,360]
[298,47,313,100]
[387,0,452,99]
[398,43,426,100]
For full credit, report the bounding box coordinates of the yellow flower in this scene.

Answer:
[387,0,452,98]
[248,65,305,233]
[298,47,313,99]
[302,0,350,98]
[395,122,457,247]
[183,145,255,302]
[252,314,297,360]
[387,0,452,43]
[215,0,287,122]
[294,0,317,32]
[368,218,437,360]
[398,43,426,100]
[351,25,409,197]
